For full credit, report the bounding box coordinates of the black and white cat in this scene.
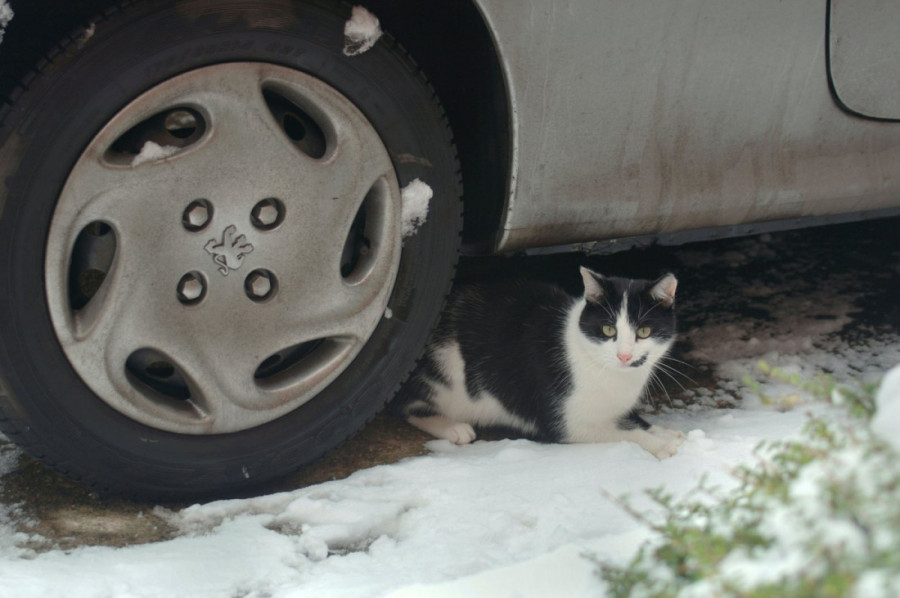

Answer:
[391,267,685,459]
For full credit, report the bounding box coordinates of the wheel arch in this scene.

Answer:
[353,0,512,255]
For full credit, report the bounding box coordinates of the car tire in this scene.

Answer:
[0,0,461,499]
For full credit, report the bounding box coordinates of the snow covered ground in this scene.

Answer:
[0,220,898,597]
[0,407,824,597]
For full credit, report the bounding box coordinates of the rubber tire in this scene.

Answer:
[0,0,461,499]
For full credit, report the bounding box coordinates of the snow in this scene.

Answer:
[0,407,825,596]
[343,6,382,57]
[0,1,12,45]
[387,545,599,598]
[872,365,900,451]
[131,141,178,167]
[400,178,432,237]
[0,226,897,596]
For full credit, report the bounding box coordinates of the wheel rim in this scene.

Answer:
[45,63,402,434]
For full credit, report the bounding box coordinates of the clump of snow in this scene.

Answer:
[131,141,178,167]
[0,1,13,45]
[75,23,95,49]
[871,365,900,451]
[400,178,432,238]
[343,5,382,57]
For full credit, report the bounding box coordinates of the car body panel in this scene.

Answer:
[475,0,900,252]
[3,0,900,256]
[828,0,900,120]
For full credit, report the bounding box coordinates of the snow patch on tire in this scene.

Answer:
[0,1,13,45]
[343,6,382,57]
[400,178,433,238]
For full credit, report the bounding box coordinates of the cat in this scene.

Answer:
[390,267,685,459]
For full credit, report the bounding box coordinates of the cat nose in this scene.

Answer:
[617,352,632,364]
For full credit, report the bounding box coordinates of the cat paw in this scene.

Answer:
[407,416,476,445]
[447,422,477,445]
[650,438,681,460]
[638,429,683,459]
[649,425,686,440]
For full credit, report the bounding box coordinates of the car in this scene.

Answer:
[1,0,899,499]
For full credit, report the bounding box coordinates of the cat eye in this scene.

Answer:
[602,325,616,337]
[636,326,652,339]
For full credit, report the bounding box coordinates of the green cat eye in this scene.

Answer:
[637,326,652,339]
[602,325,616,337]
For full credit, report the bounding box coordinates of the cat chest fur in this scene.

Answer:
[559,298,657,443]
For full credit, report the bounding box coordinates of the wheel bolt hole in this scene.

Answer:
[177,271,206,305]
[245,269,277,302]
[251,198,285,231]
[183,199,213,232]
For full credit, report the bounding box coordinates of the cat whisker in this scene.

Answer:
[659,355,696,370]
[655,359,697,385]
[652,362,693,392]
[638,301,660,320]
[599,302,617,322]
[645,370,673,408]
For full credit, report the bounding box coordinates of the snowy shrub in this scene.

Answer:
[597,366,900,597]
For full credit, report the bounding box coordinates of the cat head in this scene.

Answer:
[576,267,677,370]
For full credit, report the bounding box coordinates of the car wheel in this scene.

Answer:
[0,0,461,498]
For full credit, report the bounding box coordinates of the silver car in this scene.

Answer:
[0,0,897,497]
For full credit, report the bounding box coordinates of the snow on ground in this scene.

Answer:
[872,366,900,452]
[0,224,897,596]
[0,406,816,597]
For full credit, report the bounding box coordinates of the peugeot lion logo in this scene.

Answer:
[204,225,254,276]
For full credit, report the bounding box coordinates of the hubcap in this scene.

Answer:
[45,63,402,434]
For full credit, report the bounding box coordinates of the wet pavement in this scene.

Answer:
[1,215,898,550]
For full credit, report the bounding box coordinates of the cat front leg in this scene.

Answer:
[600,427,684,459]
[636,429,683,459]
[613,411,684,458]
[648,425,686,441]
[407,415,477,445]
[638,426,684,460]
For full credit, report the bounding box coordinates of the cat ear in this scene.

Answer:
[580,267,605,303]
[650,274,678,307]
